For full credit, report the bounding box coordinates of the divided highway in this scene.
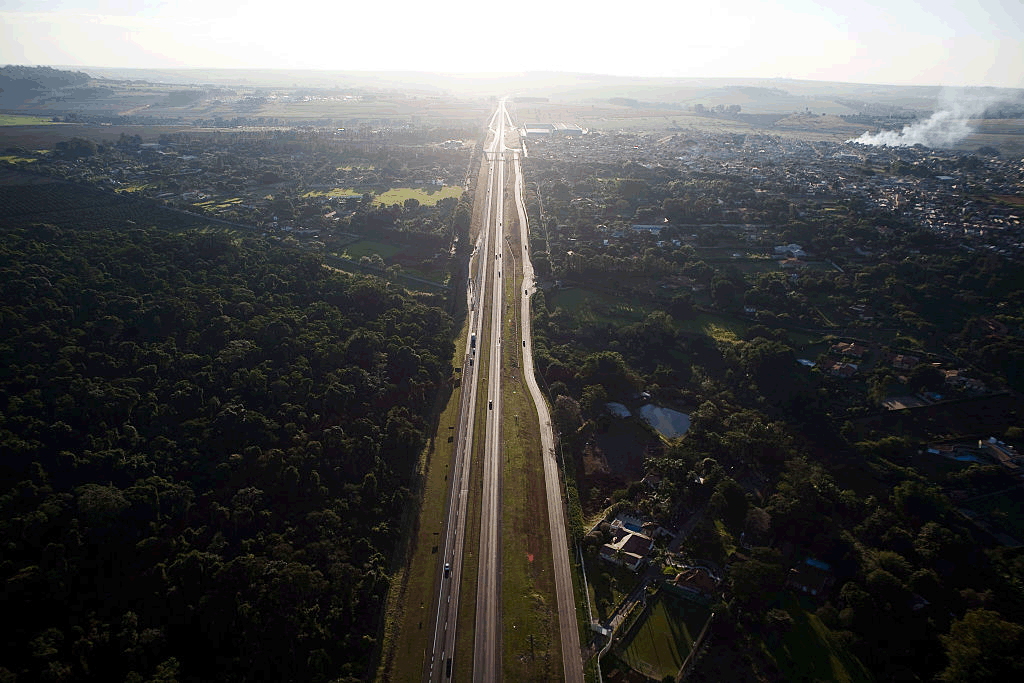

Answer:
[473,98,507,683]
[424,100,583,682]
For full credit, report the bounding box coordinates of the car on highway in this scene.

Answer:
[444,562,451,578]
[489,400,493,410]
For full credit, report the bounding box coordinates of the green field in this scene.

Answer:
[303,185,462,206]
[545,286,652,324]
[616,595,709,680]
[114,183,153,193]
[374,185,464,207]
[0,115,58,126]
[302,187,361,198]
[0,154,38,164]
[966,488,1024,541]
[673,312,750,342]
[194,197,243,210]
[340,239,402,261]
[761,599,873,683]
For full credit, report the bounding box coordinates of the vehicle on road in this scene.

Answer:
[470,333,476,349]
[444,562,451,578]
[489,400,493,410]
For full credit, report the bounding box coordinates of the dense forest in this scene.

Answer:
[0,216,453,681]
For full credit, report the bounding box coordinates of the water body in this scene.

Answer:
[639,404,691,439]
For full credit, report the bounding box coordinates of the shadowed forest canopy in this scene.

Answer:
[0,223,453,682]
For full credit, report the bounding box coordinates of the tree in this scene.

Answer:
[906,363,945,393]
[453,204,471,252]
[713,477,748,532]
[711,278,738,309]
[940,609,1024,682]
[580,384,608,419]
[729,548,785,614]
[669,292,695,319]
[553,395,583,440]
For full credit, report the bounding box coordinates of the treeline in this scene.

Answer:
[0,222,453,681]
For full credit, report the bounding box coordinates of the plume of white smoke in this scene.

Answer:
[848,88,1021,149]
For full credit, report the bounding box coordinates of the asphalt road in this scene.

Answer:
[472,99,507,683]
[512,134,585,683]
[425,105,504,683]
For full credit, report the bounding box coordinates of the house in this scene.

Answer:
[773,243,806,258]
[825,361,858,378]
[605,402,632,418]
[599,527,654,572]
[641,473,663,490]
[632,224,664,235]
[983,438,1024,477]
[786,557,834,598]
[831,341,869,358]
[779,257,803,270]
[892,354,920,370]
[667,567,718,604]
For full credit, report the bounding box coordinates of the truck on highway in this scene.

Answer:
[470,333,476,349]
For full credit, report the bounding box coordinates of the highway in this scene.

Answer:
[473,98,507,683]
[425,99,583,682]
[425,104,503,683]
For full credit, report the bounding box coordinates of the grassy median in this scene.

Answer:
[499,196,562,681]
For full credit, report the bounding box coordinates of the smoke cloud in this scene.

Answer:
[848,88,1023,149]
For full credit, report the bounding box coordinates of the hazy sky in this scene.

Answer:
[2,0,1023,88]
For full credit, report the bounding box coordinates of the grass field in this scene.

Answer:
[195,197,242,210]
[303,185,462,206]
[671,313,750,342]
[340,239,402,261]
[965,488,1024,541]
[545,286,652,324]
[0,154,38,164]
[616,595,710,680]
[374,185,464,207]
[761,598,873,683]
[0,115,58,126]
[114,183,154,193]
[302,187,361,198]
